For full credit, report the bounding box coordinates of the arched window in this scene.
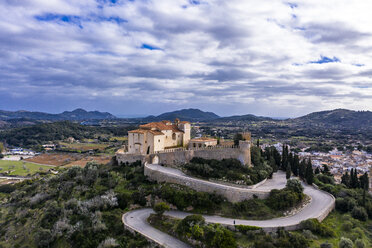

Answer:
[172,133,176,140]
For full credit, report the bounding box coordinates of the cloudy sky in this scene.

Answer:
[1,0,372,117]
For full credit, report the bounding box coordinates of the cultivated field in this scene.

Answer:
[25,153,111,167]
[59,142,109,152]
[25,153,83,166]
[63,155,112,168]
[0,160,53,176]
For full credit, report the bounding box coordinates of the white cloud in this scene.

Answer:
[0,0,371,117]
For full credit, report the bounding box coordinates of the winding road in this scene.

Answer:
[123,165,335,248]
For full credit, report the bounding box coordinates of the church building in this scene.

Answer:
[127,119,191,154]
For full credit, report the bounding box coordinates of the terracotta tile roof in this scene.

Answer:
[180,121,190,124]
[139,121,184,133]
[128,129,164,135]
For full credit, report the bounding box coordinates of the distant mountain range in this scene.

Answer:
[1,108,371,130]
[0,108,116,121]
[144,108,220,121]
[291,109,372,128]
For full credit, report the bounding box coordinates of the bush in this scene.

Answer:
[339,237,353,248]
[153,202,170,216]
[320,241,333,248]
[341,221,353,231]
[176,214,205,235]
[351,206,368,221]
[354,239,365,248]
[336,197,357,213]
[300,219,334,237]
[266,188,302,210]
[0,184,16,193]
[235,225,261,233]
[286,179,304,194]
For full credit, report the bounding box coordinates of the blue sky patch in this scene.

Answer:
[310,56,340,64]
[190,0,200,5]
[141,44,162,50]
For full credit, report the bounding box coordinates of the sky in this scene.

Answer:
[1,0,372,117]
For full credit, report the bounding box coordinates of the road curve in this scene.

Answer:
[123,166,335,247]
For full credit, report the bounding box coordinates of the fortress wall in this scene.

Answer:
[144,164,269,202]
[116,154,148,165]
[116,141,251,167]
[152,148,245,166]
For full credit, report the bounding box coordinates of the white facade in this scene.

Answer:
[127,119,191,155]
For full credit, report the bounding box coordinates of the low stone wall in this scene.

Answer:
[144,164,269,202]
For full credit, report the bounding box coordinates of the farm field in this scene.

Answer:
[63,155,112,168]
[24,153,112,167]
[24,153,83,166]
[0,160,53,176]
[59,142,109,152]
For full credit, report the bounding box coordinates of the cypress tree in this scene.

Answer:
[341,171,350,188]
[305,158,314,185]
[299,159,306,179]
[257,139,260,147]
[315,167,320,174]
[286,163,291,179]
[322,164,330,175]
[292,154,300,176]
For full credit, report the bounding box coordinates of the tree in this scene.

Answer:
[341,172,350,188]
[286,164,291,179]
[153,202,170,217]
[315,167,320,174]
[281,145,289,171]
[256,139,260,147]
[322,164,330,175]
[305,159,314,185]
[350,169,359,188]
[292,154,300,176]
[233,133,244,146]
[299,160,306,179]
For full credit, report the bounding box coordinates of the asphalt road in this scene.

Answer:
[123,166,335,247]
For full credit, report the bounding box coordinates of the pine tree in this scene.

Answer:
[286,163,291,179]
[305,158,314,185]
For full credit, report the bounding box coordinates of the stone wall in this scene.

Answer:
[144,163,269,202]
[116,141,251,167]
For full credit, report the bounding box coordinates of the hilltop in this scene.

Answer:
[0,108,116,121]
[144,108,220,121]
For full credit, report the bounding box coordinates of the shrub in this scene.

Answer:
[354,239,365,248]
[336,197,357,213]
[176,214,205,235]
[0,184,16,193]
[320,241,333,248]
[300,219,334,237]
[316,174,335,185]
[153,202,170,216]
[286,179,304,194]
[341,221,353,231]
[351,206,368,221]
[235,225,261,233]
[266,189,302,210]
[339,237,353,248]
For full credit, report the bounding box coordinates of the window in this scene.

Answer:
[158,139,160,142]
[172,133,176,140]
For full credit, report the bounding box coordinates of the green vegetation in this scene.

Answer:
[0,121,134,149]
[157,179,305,219]
[0,160,52,176]
[183,153,273,185]
[0,160,152,248]
[148,214,237,248]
